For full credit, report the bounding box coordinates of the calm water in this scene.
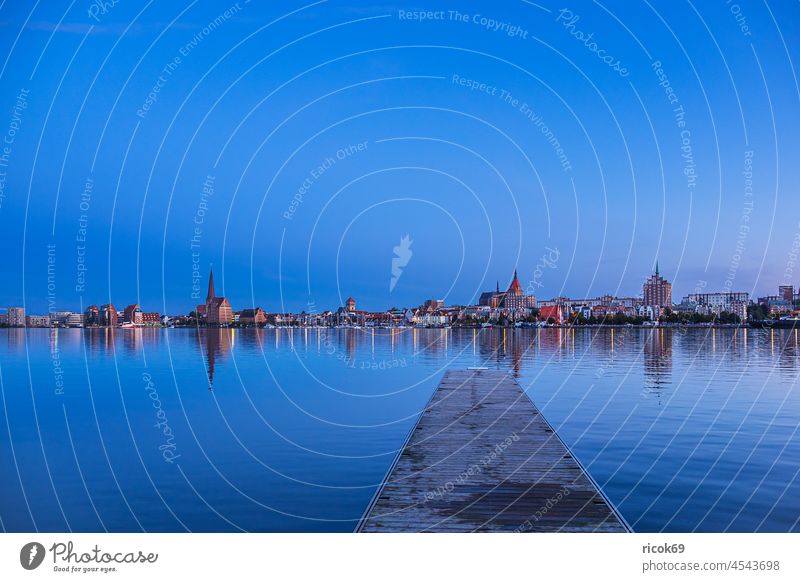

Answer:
[1,326,799,532]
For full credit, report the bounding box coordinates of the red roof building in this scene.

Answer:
[538,305,563,324]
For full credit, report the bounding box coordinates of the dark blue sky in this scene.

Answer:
[0,0,798,314]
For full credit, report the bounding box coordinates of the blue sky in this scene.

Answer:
[0,0,798,314]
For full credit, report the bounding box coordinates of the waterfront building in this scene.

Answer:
[364,311,393,326]
[141,312,161,325]
[337,297,372,325]
[84,305,100,326]
[539,295,641,319]
[779,285,795,303]
[684,292,749,321]
[50,311,84,327]
[207,297,233,325]
[170,315,195,327]
[123,304,143,324]
[478,271,535,311]
[270,313,297,326]
[415,310,450,327]
[5,307,25,326]
[643,263,672,309]
[538,305,564,324]
[238,307,267,326]
[0,313,6,325]
[198,266,233,325]
[99,304,118,326]
[766,299,793,315]
[387,307,406,324]
[26,315,51,327]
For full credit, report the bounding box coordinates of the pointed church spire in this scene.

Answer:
[507,269,523,295]
[206,264,216,303]
[655,261,659,277]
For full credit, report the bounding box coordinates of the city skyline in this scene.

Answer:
[0,1,798,315]
[4,262,797,325]
[1,267,796,315]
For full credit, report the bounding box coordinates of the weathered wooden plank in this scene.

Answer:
[358,369,629,532]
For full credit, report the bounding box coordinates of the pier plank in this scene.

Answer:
[358,369,628,532]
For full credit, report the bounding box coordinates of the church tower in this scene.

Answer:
[206,264,216,304]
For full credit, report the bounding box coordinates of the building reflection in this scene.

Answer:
[643,328,673,400]
[768,327,800,374]
[198,328,233,389]
[121,328,142,353]
[82,327,116,354]
[473,328,534,376]
[4,328,25,351]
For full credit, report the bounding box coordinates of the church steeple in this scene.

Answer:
[655,261,660,277]
[206,264,216,303]
[507,269,523,295]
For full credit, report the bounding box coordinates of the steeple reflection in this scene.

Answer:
[197,328,232,389]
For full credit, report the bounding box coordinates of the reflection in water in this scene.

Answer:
[6,326,797,385]
[4,327,25,349]
[643,328,673,401]
[197,328,233,389]
[1,326,800,533]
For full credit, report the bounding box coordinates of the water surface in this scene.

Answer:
[1,327,798,532]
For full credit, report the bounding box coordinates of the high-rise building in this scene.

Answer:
[99,304,118,326]
[779,285,794,302]
[6,307,25,326]
[643,263,672,307]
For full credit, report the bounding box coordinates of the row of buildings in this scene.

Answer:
[535,267,799,325]
[0,305,163,328]
[536,265,754,324]
[3,265,798,329]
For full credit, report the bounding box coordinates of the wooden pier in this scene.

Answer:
[358,369,629,532]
